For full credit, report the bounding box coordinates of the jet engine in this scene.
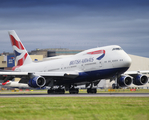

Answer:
[133,74,148,85]
[28,76,46,88]
[118,75,132,87]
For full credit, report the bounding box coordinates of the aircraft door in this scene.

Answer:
[98,61,102,69]
[81,64,85,71]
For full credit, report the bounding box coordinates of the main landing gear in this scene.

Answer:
[47,85,79,94]
[47,82,98,94]
[47,88,65,94]
[68,85,79,94]
[47,88,79,94]
[47,88,97,94]
[87,88,97,94]
[86,82,97,94]
[69,88,79,94]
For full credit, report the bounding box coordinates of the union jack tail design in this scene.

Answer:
[8,30,32,67]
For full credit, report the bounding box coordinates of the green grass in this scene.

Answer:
[0,97,149,120]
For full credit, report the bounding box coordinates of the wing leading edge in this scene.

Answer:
[125,70,149,75]
[0,71,79,78]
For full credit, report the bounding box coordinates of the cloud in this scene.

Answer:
[0,0,149,57]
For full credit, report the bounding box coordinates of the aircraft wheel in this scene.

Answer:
[112,84,116,89]
[47,89,53,94]
[47,89,65,94]
[87,88,97,94]
[112,84,119,89]
[57,89,65,94]
[69,88,79,94]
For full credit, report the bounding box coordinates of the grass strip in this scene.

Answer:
[0,97,149,120]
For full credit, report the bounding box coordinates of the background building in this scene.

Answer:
[29,48,82,58]
[0,55,15,70]
[0,54,43,70]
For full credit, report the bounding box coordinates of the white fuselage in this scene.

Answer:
[15,45,131,80]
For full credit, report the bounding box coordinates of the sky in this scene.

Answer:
[0,0,149,57]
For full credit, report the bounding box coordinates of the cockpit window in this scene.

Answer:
[112,48,122,50]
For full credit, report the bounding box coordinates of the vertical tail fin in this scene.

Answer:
[8,30,32,67]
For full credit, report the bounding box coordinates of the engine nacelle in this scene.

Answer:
[118,75,132,87]
[28,76,46,88]
[133,74,148,85]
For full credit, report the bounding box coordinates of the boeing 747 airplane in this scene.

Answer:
[0,30,148,94]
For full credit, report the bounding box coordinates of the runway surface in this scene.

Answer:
[0,93,149,97]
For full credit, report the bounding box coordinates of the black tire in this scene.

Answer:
[69,88,79,94]
[47,89,65,94]
[112,84,116,89]
[47,89,53,94]
[87,88,97,94]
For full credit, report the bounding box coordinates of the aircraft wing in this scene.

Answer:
[124,70,149,75]
[35,72,79,78]
[0,71,79,78]
[0,72,28,76]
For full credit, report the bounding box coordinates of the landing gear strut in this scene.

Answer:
[112,75,120,89]
[87,82,97,94]
[69,85,79,94]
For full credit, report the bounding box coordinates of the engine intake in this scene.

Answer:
[133,74,148,85]
[28,76,46,88]
[118,75,132,87]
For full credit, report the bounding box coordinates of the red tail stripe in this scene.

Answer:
[17,53,28,66]
[2,80,10,86]
[10,35,24,50]
[12,66,19,71]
